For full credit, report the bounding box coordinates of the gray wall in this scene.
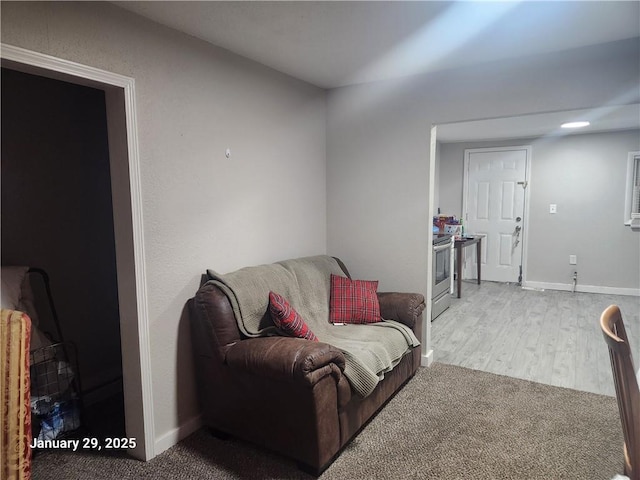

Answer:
[438,130,640,291]
[327,38,639,293]
[1,68,122,394]
[327,38,639,359]
[1,1,327,451]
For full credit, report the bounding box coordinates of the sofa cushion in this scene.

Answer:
[209,256,419,397]
[329,274,381,324]
[269,291,318,341]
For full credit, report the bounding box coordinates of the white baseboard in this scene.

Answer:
[523,281,640,297]
[154,414,203,456]
[421,349,434,367]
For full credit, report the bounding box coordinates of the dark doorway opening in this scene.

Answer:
[1,67,125,441]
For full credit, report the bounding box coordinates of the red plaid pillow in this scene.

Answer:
[268,292,318,341]
[329,274,381,324]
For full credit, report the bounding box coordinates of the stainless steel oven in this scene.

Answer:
[432,234,453,320]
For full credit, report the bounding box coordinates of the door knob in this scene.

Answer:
[516,217,522,222]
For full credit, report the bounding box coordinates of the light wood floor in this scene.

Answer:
[431,281,640,397]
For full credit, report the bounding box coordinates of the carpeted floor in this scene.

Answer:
[32,363,625,479]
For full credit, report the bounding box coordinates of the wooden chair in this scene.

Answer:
[600,305,640,480]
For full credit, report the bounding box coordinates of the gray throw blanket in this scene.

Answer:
[207,255,420,397]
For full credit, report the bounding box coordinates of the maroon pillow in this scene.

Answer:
[329,274,381,324]
[268,292,318,341]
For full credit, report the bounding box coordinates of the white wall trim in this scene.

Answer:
[421,349,434,367]
[1,43,156,460]
[154,414,203,456]
[624,151,640,225]
[424,125,438,364]
[523,281,640,297]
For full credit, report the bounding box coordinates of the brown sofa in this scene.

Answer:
[189,257,425,475]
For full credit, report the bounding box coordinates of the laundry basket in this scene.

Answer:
[30,341,82,444]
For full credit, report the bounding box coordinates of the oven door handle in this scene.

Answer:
[433,243,452,253]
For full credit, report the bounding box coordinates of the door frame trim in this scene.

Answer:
[462,145,532,284]
[1,43,155,460]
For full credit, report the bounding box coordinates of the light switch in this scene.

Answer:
[549,204,557,214]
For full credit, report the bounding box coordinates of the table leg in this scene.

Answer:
[457,246,462,298]
[476,238,482,285]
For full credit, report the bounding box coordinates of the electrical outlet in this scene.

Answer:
[549,204,557,214]
[569,255,577,265]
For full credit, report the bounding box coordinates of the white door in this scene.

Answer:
[463,146,530,283]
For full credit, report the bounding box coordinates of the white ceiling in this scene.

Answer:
[436,104,640,143]
[114,1,640,89]
[113,1,640,140]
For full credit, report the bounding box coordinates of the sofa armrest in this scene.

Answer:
[377,292,426,329]
[225,336,346,387]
